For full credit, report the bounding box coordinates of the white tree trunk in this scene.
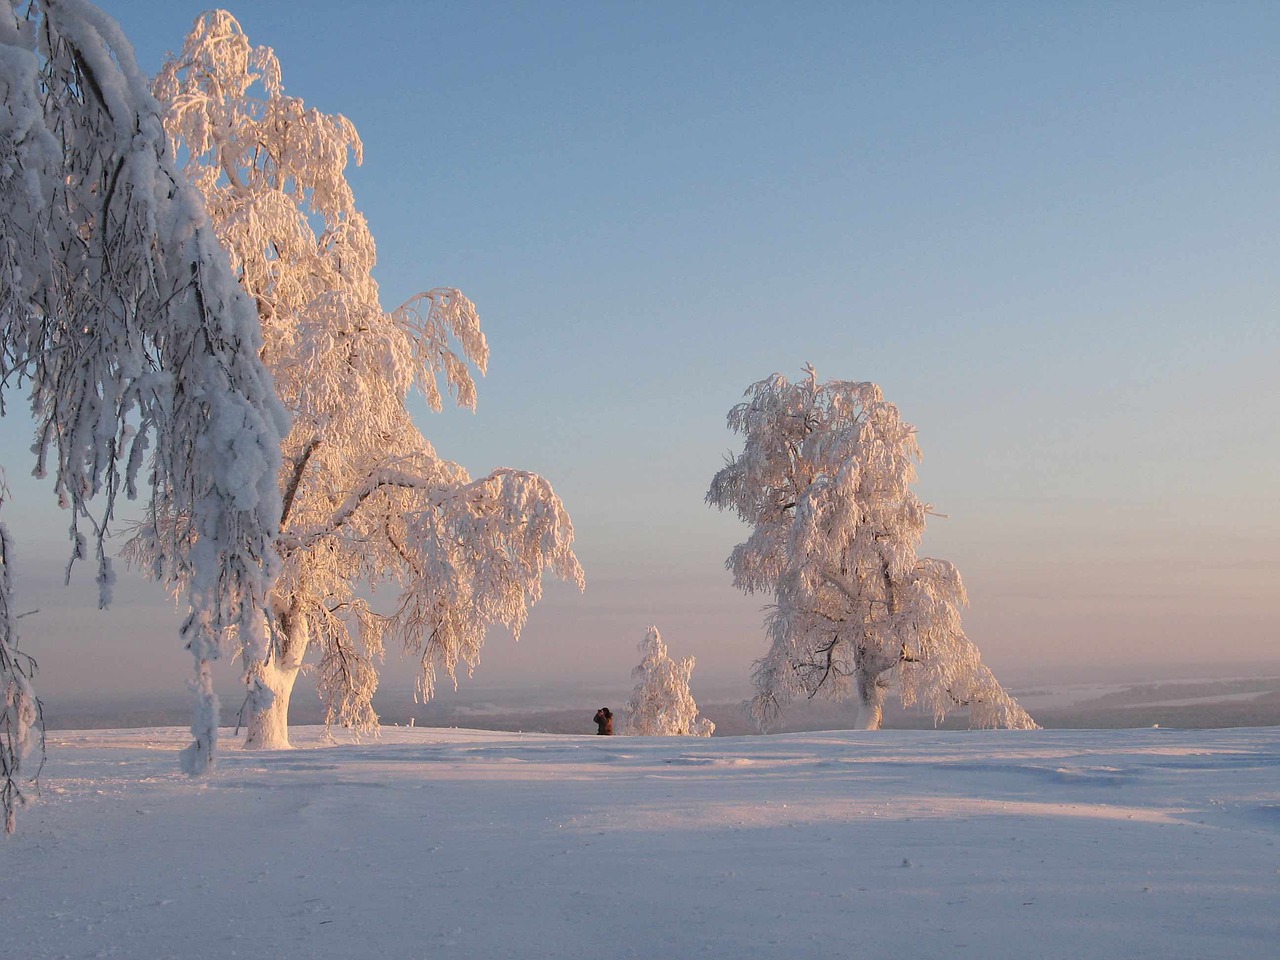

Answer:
[244,610,308,750]
[855,667,888,730]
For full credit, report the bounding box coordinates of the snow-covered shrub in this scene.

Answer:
[623,626,714,737]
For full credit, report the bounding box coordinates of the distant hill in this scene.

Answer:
[42,676,1280,734]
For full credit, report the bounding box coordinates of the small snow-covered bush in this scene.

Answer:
[623,626,714,737]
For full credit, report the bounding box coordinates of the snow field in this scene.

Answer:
[5,726,1279,959]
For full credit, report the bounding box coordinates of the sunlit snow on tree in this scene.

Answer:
[707,365,1035,731]
[623,626,714,737]
[0,0,287,804]
[143,11,583,749]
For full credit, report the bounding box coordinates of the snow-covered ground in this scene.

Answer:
[6,725,1279,960]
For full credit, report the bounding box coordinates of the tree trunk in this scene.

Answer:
[855,666,888,730]
[853,562,897,730]
[244,609,309,750]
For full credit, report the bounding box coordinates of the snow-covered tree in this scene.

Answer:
[146,11,583,749]
[707,365,1034,731]
[623,626,714,737]
[0,0,286,787]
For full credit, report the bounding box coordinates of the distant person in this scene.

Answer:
[593,707,613,735]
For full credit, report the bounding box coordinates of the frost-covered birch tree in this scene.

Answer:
[0,0,286,794]
[707,365,1034,731]
[146,11,583,749]
[623,626,714,736]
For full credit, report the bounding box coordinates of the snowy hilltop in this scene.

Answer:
[7,724,1279,959]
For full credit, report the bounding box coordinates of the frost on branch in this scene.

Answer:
[623,626,714,737]
[148,11,582,749]
[0,0,286,780]
[707,365,1034,732]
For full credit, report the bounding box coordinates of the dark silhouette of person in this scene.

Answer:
[593,707,613,735]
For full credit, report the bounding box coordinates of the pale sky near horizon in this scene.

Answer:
[2,0,1277,706]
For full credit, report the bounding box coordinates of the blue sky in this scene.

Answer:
[3,1,1277,702]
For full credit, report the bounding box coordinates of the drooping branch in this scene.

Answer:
[3,0,287,779]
